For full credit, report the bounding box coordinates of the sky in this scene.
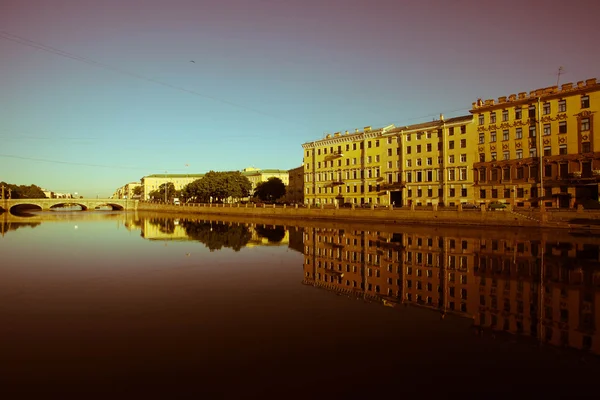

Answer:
[1,0,599,197]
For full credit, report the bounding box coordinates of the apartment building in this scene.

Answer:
[140,174,205,200]
[302,125,396,206]
[472,78,600,208]
[391,115,475,206]
[301,115,476,207]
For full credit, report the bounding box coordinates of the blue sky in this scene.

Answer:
[1,0,599,197]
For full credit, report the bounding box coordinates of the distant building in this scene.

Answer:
[240,167,289,197]
[286,165,304,204]
[113,181,142,199]
[139,174,204,200]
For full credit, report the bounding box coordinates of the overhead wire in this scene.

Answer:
[0,30,310,129]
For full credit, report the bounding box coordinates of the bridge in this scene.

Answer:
[0,198,138,213]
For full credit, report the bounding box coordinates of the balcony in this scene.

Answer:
[382,182,406,190]
[331,180,344,186]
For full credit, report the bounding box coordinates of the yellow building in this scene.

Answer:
[391,115,476,206]
[113,181,142,199]
[302,116,476,207]
[471,78,600,208]
[139,174,204,200]
[241,167,289,197]
[302,125,396,206]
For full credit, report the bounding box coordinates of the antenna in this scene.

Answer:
[556,66,565,87]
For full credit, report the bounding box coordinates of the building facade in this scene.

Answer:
[241,167,290,196]
[113,181,142,199]
[140,174,205,200]
[286,165,305,204]
[301,116,476,207]
[472,78,600,208]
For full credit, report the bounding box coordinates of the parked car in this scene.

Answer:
[340,202,354,208]
[461,203,480,209]
[488,201,507,210]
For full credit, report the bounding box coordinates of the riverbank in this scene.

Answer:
[136,201,600,229]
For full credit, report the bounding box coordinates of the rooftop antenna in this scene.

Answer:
[556,66,565,87]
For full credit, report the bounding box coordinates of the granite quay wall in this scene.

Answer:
[136,202,600,229]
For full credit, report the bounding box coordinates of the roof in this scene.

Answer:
[144,174,205,178]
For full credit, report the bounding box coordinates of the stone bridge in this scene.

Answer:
[0,198,138,213]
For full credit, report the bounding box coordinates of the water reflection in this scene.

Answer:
[0,221,40,236]
[302,226,600,356]
[140,216,295,252]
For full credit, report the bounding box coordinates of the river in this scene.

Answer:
[1,211,599,398]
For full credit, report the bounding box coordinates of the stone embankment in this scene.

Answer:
[136,202,600,229]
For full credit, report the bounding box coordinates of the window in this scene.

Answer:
[479,168,487,182]
[490,132,497,142]
[353,143,357,150]
[490,112,496,123]
[387,161,392,168]
[544,146,551,156]
[461,188,467,197]
[375,140,380,147]
[559,144,567,155]
[448,155,455,164]
[367,156,372,163]
[416,158,422,166]
[543,102,550,115]
[503,151,510,160]
[459,167,467,181]
[406,134,411,141]
[460,139,466,148]
[368,141,372,148]
[387,148,392,156]
[582,142,591,153]
[502,109,508,122]
[480,189,486,199]
[492,189,498,198]
[317,162,321,168]
[581,118,590,131]
[529,125,536,138]
[515,107,522,120]
[516,167,524,179]
[516,149,523,159]
[491,152,497,161]
[528,105,536,118]
[478,114,484,125]
[449,141,454,150]
[544,165,552,177]
[427,143,432,152]
[491,169,498,181]
[516,127,523,139]
[406,159,412,167]
[375,155,380,162]
[479,153,485,162]
[426,131,432,139]
[448,168,456,181]
[559,121,567,134]
[426,157,433,166]
[461,125,466,134]
[503,166,511,179]
[581,95,590,108]
[449,127,455,136]
[502,130,509,141]
[529,148,537,157]
[460,154,467,163]
[479,133,485,144]
[407,146,411,154]
[558,99,566,112]
[543,124,551,136]
[417,145,422,153]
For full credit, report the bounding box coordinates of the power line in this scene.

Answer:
[0,30,310,129]
[0,153,151,170]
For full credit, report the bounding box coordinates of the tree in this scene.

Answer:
[148,182,178,202]
[182,171,252,203]
[254,177,286,203]
[133,186,143,197]
[0,182,47,199]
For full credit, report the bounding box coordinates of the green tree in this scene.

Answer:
[254,177,286,203]
[133,186,143,197]
[0,182,47,199]
[149,182,178,202]
[182,171,251,203]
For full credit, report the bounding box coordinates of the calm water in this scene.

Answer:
[2,211,600,398]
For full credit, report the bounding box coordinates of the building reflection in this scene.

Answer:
[140,217,295,252]
[302,226,600,355]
